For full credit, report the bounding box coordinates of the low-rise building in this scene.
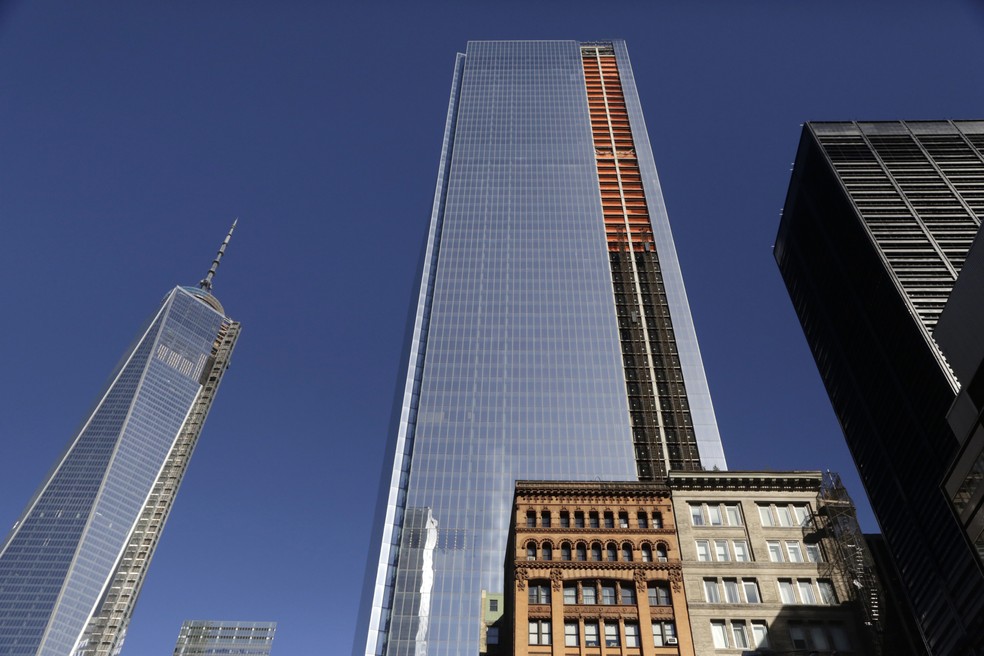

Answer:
[505,481,695,656]
[669,470,867,655]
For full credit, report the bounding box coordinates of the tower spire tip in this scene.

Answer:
[199,219,237,292]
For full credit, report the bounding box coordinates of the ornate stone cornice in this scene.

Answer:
[667,470,822,493]
[514,480,671,501]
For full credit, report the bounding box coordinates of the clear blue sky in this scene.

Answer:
[1,2,983,654]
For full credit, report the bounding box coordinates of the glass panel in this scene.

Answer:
[711,621,729,649]
[733,540,750,562]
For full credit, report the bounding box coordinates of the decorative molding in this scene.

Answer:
[516,567,528,591]
[668,567,683,592]
[634,569,648,593]
[551,569,564,591]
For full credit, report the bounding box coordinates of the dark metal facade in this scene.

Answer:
[775,120,984,655]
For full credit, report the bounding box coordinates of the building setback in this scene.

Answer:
[0,226,240,656]
[172,620,276,656]
[775,120,984,654]
[356,40,724,656]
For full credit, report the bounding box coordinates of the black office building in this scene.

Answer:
[775,120,984,654]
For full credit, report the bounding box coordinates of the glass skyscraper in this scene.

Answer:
[356,40,724,656]
[0,228,241,656]
[172,620,276,656]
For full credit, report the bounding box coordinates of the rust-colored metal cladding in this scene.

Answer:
[583,51,655,253]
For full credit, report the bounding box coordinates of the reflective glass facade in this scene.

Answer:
[172,620,276,656]
[0,287,236,656]
[357,41,723,656]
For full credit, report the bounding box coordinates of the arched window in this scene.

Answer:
[606,543,617,562]
[656,544,668,562]
[641,545,653,562]
[591,543,602,561]
[542,542,553,561]
[561,542,572,561]
[526,541,537,561]
[576,544,587,561]
[621,543,633,562]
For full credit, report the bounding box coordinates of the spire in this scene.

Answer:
[199,219,237,292]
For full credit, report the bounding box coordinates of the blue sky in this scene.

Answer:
[1,2,983,654]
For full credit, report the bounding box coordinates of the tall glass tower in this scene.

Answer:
[356,41,724,656]
[0,226,241,656]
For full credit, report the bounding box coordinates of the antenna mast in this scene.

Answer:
[199,219,237,292]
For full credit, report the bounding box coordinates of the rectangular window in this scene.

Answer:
[582,585,597,605]
[604,622,619,647]
[529,584,550,605]
[696,540,712,562]
[589,512,599,528]
[563,584,577,605]
[601,584,616,605]
[619,512,629,528]
[732,621,750,649]
[778,579,797,604]
[489,599,498,612]
[733,540,750,562]
[829,623,851,651]
[526,510,536,527]
[528,620,551,645]
[767,541,783,563]
[574,512,584,528]
[691,504,705,526]
[798,579,817,604]
[789,624,807,649]
[742,579,761,603]
[707,504,723,526]
[584,622,599,647]
[723,579,740,603]
[559,512,570,528]
[786,541,803,563]
[725,504,743,526]
[487,627,499,645]
[806,544,823,563]
[620,586,635,605]
[810,626,830,650]
[604,512,615,528]
[540,511,551,528]
[777,506,794,527]
[637,511,648,529]
[704,578,721,603]
[625,622,640,648]
[751,621,770,648]
[649,582,671,606]
[758,505,775,527]
[564,621,579,647]
[715,540,730,562]
[710,620,729,649]
[818,579,838,605]
[793,504,811,527]
[652,621,675,646]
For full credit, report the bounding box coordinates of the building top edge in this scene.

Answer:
[514,480,670,495]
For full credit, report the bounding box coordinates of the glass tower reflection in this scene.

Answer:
[356,41,723,656]
[0,231,240,656]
